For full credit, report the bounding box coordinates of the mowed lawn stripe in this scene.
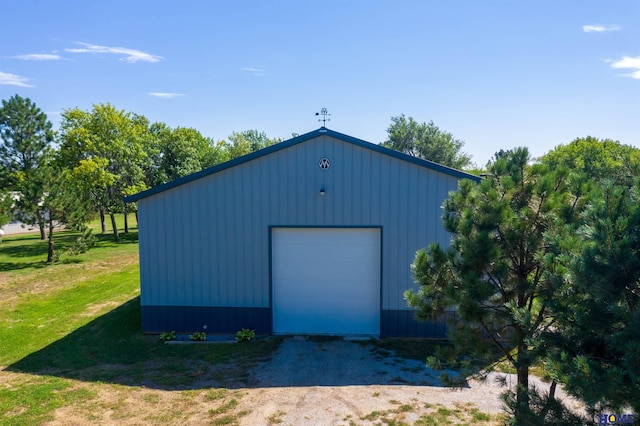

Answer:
[0,263,140,366]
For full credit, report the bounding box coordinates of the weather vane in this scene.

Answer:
[316,108,331,126]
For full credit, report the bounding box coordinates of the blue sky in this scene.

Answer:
[1,1,638,167]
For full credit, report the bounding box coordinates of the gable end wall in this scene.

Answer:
[137,135,463,337]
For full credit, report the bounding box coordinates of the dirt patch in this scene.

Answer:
[25,338,585,425]
[80,301,122,317]
[43,385,250,426]
[238,386,500,425]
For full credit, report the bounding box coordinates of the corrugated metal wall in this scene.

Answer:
[137,134,462,332]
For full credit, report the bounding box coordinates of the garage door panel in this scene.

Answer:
[274,305,379,335]
[275,230,374,244]
[272,228,381,336]
[273,267,378,283]
[274,279,379,297]
[277,297,378,314]
[273,313,378,335]
[275,290,379,306]
[275,246,377,264]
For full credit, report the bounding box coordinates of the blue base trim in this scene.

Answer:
[142,306,450,338]
[381,310,450,338]
[142,306,271,334]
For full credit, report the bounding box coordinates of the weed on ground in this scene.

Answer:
[360,401,502,425]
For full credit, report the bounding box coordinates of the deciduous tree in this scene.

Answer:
[144,123,227,186]
[223,130,281,160]
[382,115,471,169]
[58,104,148,241]
[541,136,639,184]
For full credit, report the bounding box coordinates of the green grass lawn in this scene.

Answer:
[0,214,138,274]
[0,217,279,426]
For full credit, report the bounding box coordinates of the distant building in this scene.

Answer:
[0,192,39,235]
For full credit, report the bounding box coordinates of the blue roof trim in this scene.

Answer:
[124,127,480,203]
[321,128,481,182]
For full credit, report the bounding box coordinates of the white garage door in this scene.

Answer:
[272,228,381,336]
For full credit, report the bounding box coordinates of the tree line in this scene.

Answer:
[0,95,281,260]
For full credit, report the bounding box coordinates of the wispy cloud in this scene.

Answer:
[242,67,265,76]
[12,53,61,61]
[65,42,163,63]
[583,24,621,33]
[0,71,34,87]
[148,92,185,98]
[609,55,640,79]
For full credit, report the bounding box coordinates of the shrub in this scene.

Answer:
[189,331,207,341]
[66,228,97,256]
[159,331,176,342]
[235,328,255,342]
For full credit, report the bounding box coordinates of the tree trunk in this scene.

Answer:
[124,206,129,234]
[516,364,529,405]
[515,343,531,423]
[99,206,106,233]
[513,286,531,422]
[46,216,55,263]
[39,220,46,240]
[539,380,558,422]
[110,213,120,242]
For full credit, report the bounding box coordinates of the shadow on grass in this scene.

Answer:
[94,230,139,246]
[0,260,49,272]
[6,296,505,391]
[6,297,281,390]
[0,234,74,258]
[0,233,77,272]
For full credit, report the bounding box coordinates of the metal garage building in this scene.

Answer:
[125,127,479,338]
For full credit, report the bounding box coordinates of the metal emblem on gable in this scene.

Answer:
[318,157,331,170]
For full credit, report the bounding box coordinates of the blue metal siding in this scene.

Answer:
[136,133,468,335]
[142,306,271,334]
[381,310,451,339]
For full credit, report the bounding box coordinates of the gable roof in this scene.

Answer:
[124,127,481,203]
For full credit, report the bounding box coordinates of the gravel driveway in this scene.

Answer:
[236,337,576,425]
[38,336,585,425]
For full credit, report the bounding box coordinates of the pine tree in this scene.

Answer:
[0,95,53,239]
[405,148,585,424]
[543,180,640,414]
